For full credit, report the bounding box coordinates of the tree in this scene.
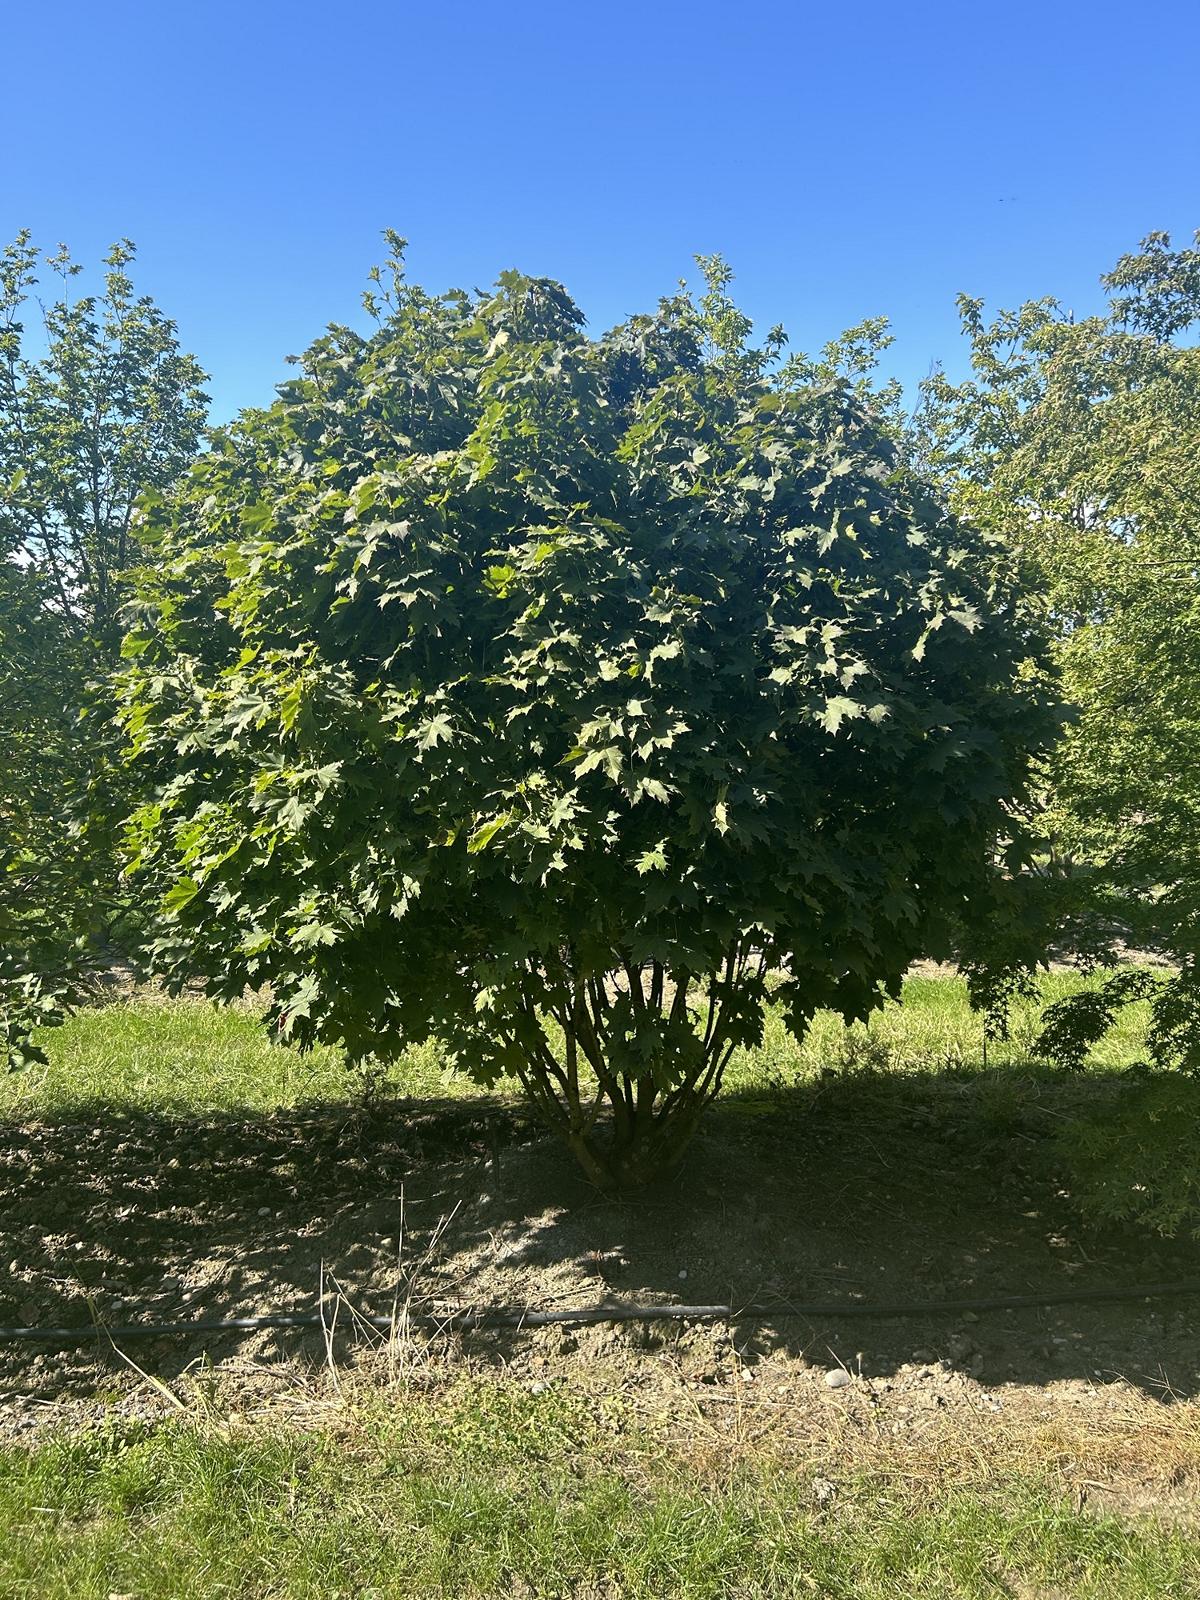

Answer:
[916,230,1200,1070]
[0,232,209,644]
[0,559,90,1064]
[117,247,1055,1188]
[0,233,208,1066]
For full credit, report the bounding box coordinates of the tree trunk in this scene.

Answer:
[562,1082,710,1192]
[513,943,758,1190]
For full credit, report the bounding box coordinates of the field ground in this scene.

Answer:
[3,972,1200,1596]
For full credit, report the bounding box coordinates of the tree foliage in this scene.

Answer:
[0,232,209,641]
[0,561,89,1064]
[0,233,208,1066]
[118,247,1054,1187]
[916,230,1200,1071]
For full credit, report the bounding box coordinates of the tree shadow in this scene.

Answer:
[1,1065,1197,1403]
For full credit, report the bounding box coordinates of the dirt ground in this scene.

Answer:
[2,1067,1199,1498]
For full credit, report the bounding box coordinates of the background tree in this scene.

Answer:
[0,560,87,1064]
[915,230,1200,1067]
[0,233,208,1066]
[1,233,209,642]
[117,248,1055,1188]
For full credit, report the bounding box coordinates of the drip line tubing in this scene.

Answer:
[3,1279,1199,1347]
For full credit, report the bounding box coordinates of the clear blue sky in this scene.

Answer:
[7,0,1199,424]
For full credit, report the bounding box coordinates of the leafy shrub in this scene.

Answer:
[117,246,1056,1188]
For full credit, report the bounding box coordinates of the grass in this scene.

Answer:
[731,968,1154,1093]
[2,1382,1199,1599]
[2,967,1154,1121]
[1,995,463,1117]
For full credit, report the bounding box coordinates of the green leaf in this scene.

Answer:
[467,812,515,852]
[280,681,304,732]
[818,696,862,734]
[636,842,668,874]
[413,714,453,751]
[162,877,200,915]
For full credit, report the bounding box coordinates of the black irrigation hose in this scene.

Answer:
[4,1280,1200,1348]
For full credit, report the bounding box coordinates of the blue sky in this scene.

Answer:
[7,0,1199,424]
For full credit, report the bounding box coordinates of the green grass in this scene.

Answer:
[1,995,465,1117]
[728,968,1154,1093]
[1,1384,1197,1599]
[3,968,1154,1121]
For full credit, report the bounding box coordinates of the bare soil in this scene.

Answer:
[2,1068,1199,1484]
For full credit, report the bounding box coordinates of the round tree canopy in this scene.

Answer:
[119,255,1056,1181]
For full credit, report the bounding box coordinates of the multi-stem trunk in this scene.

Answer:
[510,940,764,1192]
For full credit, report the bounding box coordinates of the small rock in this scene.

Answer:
[961,1310,979,1323]
[945,1333,975,1363]
[825,1368,852,1390]
[677,1268,688,1280]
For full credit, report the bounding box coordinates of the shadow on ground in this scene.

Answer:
[1,1067,1197,1404]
